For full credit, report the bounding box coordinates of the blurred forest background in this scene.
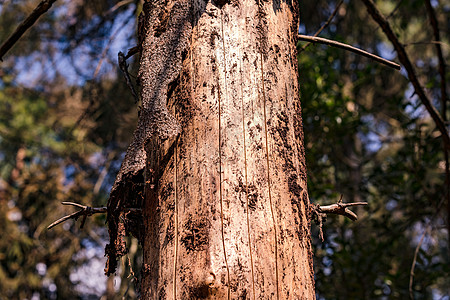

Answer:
[0,0,448,299]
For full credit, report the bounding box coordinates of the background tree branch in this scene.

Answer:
[298,34,400,70]
[360,0,450,150]
[424,0,450,252]
[0,0,58,61]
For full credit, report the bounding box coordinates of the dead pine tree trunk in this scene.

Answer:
[105,0,316,299]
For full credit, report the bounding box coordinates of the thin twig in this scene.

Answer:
[298,34,401,70]
[404,41,449,48]
[47,202,107,230]
[360,0,450,150]
[408,192,448,299]
[300,0,344,52]
[123,254,139,298]
[118,51,139,103]
[445,146,450,255]
[105,0,134,16]
[386,0,404,20]
[93,27,123,78]
[93,151,117,195]
[0,0,58,61]
[93,13,135,78]
[409,226,429,300]
[48,202,141,230]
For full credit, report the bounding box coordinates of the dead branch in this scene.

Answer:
[360,0,450,150]
[317,201,368,221]
[424,0,448,113]
[424,0,450,254]
[118,51,139,103]
[298,34,401,70]
[311,196,368,241]
[47,202,107,230]
[105,0,134,16]
[124,46,140,60]
[0,0,58,61]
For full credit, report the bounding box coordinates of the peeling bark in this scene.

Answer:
[106,0,316,298]
[105,0,193,275]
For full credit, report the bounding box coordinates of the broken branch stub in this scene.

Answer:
[311,199,368,241]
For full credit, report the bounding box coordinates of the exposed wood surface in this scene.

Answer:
[109,0,315,298]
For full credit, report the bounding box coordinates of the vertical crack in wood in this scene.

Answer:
[240,47,256,300]
[173,138,179,300]
[260,51,279,300]
[219,10,231,300]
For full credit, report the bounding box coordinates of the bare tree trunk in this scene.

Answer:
[106,0,315,298]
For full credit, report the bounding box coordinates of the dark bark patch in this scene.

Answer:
[181,48,188,62]
[142,263,151,274]
[234,177,258,210]
[271,111,292,173]
[181,217,209,252]
[124,209,144,241]
[167,75,180,103]
[210,30,219,47]
[248,125,254,138]
[268,70,278,84]
[256,1,269,54]
[162,216,175,249]
[270,111,310,241]
[104,213,127,275]
[288,174,305,240]
[239,289,248,299]
[160,181,174,204]
[105,170,144,275]
[274,44,281,56]
[292,97,307,182]
[158,285,166,299]
[210,56,217,73]
[212,0,230,8]
[154,7,170,37]
[189,283,217,299]
[288,174,303,199]
[302,190,310,216]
